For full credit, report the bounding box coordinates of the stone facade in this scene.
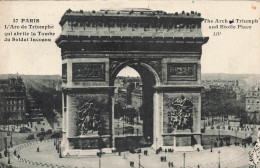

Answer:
[56,8,208,155]
[246,87,260,123]
[0,76,27,123]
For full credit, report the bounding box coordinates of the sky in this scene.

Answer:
[0,0,259,76]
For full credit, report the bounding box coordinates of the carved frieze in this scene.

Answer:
[109,59,128,78]
[143,59,162,80]
[72,94,110,136]
[72,63,105,81]
[65,19,198,32]
[163,93,198,133]
[62,63,67,81]
[167,63,197,81]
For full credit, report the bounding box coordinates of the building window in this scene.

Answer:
[252,100,255,103]
[248,100,250,103]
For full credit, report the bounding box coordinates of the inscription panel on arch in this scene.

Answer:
[167,63,197,81]
[72,63,105,81]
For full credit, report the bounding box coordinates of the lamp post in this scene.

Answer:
[156,138,158,150]
[56,138,58,151]
[57,138,59,153]
[59,140,62,158]
[218,129,220,141]
[4,137,7,157]
[98,126,103,168]
[10,134,13,148]
[138,154,141,168]
[123,123,125,135]
[183,153,186,168]
[7,147,10,164]
[210,139,213,152]
[204,117,206,130]
[218,151,221,168]
[235,130,238,141]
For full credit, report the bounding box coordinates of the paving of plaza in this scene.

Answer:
[1,122,260,168]
[0,139,258,168]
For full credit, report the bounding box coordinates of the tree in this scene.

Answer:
[125,108,138,124]
[114,103,124,119]
[201,86,244,125]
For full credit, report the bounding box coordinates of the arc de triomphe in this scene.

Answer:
[56,8,209,156]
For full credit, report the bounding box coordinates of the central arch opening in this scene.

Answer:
[111,64,158,150]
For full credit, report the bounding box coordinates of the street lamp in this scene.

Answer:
[4,137,7,157]
[7,147,10,164]
[183,153,186,168]
[56,138,58,151]
[138,154,141,168]
[156,138,158,150]
[218,129,220,141]
[98,126,103,168]
[218,151,221,168]
[123,123,125,135]
[59,140,62,158]
[57,138,60,153]
[210,139,213,152]
[10,134,13,148]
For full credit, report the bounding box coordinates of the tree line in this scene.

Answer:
[201,86,246,124]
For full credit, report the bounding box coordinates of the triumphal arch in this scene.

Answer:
[56,8,208,156]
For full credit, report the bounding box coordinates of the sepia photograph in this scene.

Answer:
[0,0,260,167]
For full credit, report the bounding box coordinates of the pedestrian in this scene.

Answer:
[168,161,171,167]
[37,147,39,152]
